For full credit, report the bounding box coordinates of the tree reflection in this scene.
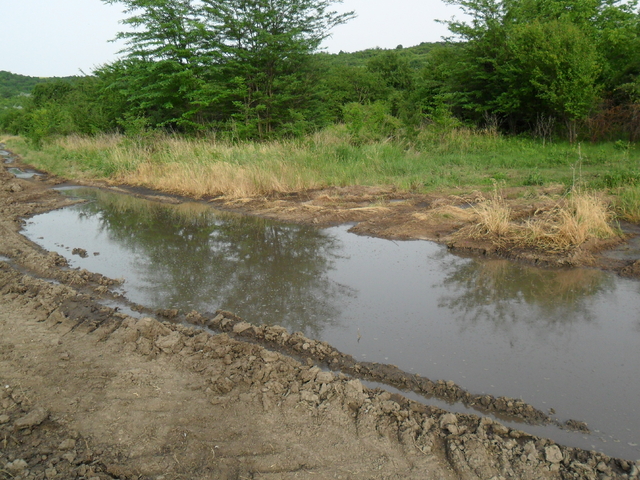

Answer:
[69,189,354,337]
[438,258,615,333]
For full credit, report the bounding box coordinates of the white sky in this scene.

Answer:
[1,0,462,78]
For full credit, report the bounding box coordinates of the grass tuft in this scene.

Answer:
[469,186,512,238]
[463,189,617,251]
[615,185,640,223]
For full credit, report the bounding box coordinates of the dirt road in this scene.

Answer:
[0,152,638,479]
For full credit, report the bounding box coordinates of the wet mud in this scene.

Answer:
[185,309,577,428]
[0,263,637,479]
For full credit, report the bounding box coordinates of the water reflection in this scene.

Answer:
[438,259,615,332]
[61,189,354,336]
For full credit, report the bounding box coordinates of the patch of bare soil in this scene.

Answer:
[0,149,639,479]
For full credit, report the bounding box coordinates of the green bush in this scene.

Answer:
[342,101,402,145]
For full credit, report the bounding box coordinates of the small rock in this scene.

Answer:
[545,445,563,464]
[492,423,510,436]
[315,372,334,384]
[59,438,76,450]
[45,467,58,478]
[570,461,593,473]
[6,459,28,474]
[0,414,9,424]
[565,419,589,433]
[8,183,23,193]
[157,308,179,318]
[300,366,320,383]
[71,248,88,258]
[380,400,400,414]
[14,406,48,429]
[439,413,458,429]
[261,350,279,363]
[422,417,435,432]
[300,391,319,404]
[343,379,365,410]
[62,451,76,463]
[232,321,252,334]
[155,331,184,354]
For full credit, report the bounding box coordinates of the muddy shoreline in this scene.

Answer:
[1,146,639,478]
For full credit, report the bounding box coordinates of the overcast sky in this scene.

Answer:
[2,0,462,78]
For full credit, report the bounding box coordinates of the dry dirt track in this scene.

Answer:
[0,153,639,479]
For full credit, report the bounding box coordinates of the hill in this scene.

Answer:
[0,71,78,98]
[316,42,444,70]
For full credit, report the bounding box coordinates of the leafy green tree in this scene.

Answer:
[433,0,640,138]
[199,0,354,138]
[366,51,413,91]
[317,64,388,122]
[103,0,203,64]
[508,19,601,141]
[100,0,208,130]
[101,0,354,137]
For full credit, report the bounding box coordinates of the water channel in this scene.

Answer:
[21,187,640,460]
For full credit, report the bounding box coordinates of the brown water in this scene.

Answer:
[22,187,640,460]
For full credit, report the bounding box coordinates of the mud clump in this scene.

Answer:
[620,259,640,278]
[203,310,558,427]
[71,247,88,258]
[0,385,115,480]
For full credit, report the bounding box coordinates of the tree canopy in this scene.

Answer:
[2,0,640,143]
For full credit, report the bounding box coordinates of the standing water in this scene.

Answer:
[22,187,640,460]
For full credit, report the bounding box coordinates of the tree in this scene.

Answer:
[100,0,209,130]
[508,19,601,142]
[103,0,204,64]
[101,0,354,137]
[199,0,354,138]
[433,0,640,138]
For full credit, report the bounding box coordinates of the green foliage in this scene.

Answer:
[0,71,76,98]
[433,0,640,140]
[615,185,640,222]
[342,102,402,144]
[591,169,640,188]
[98,0,354,138]
[523,170,545,186]
[5,0,640,146]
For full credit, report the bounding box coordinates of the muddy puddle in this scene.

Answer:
[21,187,640,460]
[8,167,43,179]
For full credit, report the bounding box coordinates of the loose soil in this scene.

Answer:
[0,150,639,479]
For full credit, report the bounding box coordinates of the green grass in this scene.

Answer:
[615,185,640,223]
[3,127,640,213]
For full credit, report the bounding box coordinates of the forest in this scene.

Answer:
[1,0,639,145]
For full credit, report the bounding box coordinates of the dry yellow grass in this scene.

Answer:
[469,189,512,238]
[519,191,616,250]
[49,134,324,198]
[56,134,124,151]
[461,189,617,251]
[412,205,476,224]
[120,160,320,198]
